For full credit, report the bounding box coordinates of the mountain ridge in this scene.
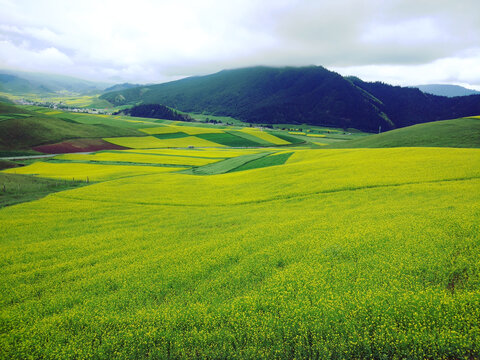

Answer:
[0,69,111,94]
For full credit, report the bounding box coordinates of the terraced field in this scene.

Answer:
[1,144,479,359]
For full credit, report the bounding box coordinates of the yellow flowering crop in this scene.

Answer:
[288,131,306,135]
[1,146,479,358]
[3,161,182,181]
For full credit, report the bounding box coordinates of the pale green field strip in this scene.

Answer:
[47,111,156,130]
[122,148,263,158]
[142,125,225,135]
[239,128,291,145]
[104,135,226,148]
[184,151,275,175]
[3,162,184,181]
[56,152,219,166]
[55,148,480,206]
[0,148,479,358]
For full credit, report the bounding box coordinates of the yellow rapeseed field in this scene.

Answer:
[1,146,479,358]
[3,161,183,181]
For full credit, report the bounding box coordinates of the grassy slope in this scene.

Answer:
[0,147,479,358]
[327,117,480,149]
[0,116,140,150]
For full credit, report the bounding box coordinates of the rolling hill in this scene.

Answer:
[327,116,480,149]
[100,66,480,132]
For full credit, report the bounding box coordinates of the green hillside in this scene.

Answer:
[0,102,141,152]
[327,117,480,149]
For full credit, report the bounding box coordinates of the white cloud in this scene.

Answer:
[332,49,480,88]
[0,40,73,71]
[360,17,450,45]
[0,0,479,87]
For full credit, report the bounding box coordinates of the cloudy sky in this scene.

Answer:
[1,0,479,88]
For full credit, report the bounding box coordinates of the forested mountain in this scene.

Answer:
[100,66,480,132]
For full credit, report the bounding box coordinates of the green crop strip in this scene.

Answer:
[230,152,294,172]
[183,151,274,175]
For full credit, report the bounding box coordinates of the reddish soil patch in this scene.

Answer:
[33,138,129,154]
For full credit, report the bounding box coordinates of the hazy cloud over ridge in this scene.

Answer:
[0,0,478,88]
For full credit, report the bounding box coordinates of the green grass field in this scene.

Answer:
[1,103,480,358]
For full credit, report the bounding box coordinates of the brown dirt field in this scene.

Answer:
[33,139,129,154]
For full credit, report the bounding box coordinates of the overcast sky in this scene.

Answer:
[1,0,479,88]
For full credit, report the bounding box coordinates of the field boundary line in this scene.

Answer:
[49,176,480,208]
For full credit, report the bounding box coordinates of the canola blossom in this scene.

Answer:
[0,147,479,359]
